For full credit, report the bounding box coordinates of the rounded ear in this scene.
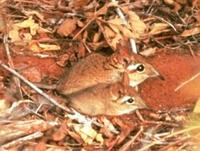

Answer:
[109,82,126,99]
[115,39,135,66]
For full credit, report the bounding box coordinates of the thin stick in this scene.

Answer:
[119,126,143,151]
[111,0,138,54]
[2,12,23,98]
[1,132,43,149]
[0,61,73,114]
[175,71,200,91]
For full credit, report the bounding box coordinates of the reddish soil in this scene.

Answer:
[13,55,64,81]
[140,51,200,110]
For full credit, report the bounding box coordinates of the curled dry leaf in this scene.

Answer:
[127,11,147,38]
[70,123,104,144]
[104,11,146,48]
[38,43,61,51]
[93,31,101,43]
[193,98,200,113]
[69,0,91,10]
[52,121,68,141]
[9,16,40,42]
[103,25,122,49]
[57,18,77,37]
[108,17,134,39]
[140,47,157,57]
[181,27,200,37]
[14,16,39,35]
[163,0,175,6]
[0,13,5,32]
[28,41,61,52]
[0,99,10,116]
[149,23,169,35]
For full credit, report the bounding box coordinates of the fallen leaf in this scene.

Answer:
[38,43,61,51]
[22,33,32,41]
[0,13,5,32]
[0,99,10,116]
[69,0,91,10]
[52,121,68,141]
[164,0,175,6]
[57,18,77,36]
[8,16,40,42]
[8,26,21,42]
[93,31,101,43]
[103,25,122,49]
[127,11,147,38]
[140,47,157,57]
[28,41,42,52]
[149,23,169,35]
[181,27,200,37]
[15,16,39,35]
[71,123,104,144]
[193,98,200,113]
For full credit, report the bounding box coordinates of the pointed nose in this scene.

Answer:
[158,74,165,80]
[136,96,149,109]
[151,68,165,80]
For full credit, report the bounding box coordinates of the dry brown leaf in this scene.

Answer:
[22,33,32,41]
[149,23,169,35]
[8,27,21,42]
[8,16,40,42]
[108,17,122,33]
[15,16,39,35]
[181,27,200,37]
[193,98,200,113]
[103,25,122,49]
[28,41,42,52]
[175,0,187,4]
[70,123,104,144]
[93,31,101,43]
[0,13,5,32]
[52,121,68,141]
[28,41,60,52]
[0,99,10,116]
[38,43,61,51]
[69,0,91,10]
[127,11,147,38]
[194,0,200,7]
[23,10,44,22]
[107,11,146,42]
[119,25,134,38]
[164,0,175,6]
[140,47,157,57]
[57,18,77,37]
[77,20,84,27]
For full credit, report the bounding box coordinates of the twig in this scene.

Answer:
[1,131,43,149]
[175,71,200,91]
[138,125,200,151]
[111,0,138,54]
[158,136,189,151]
[153,15,177,33]
[119,126,144,151]
[0,61,73,114]
[2,12,23,98]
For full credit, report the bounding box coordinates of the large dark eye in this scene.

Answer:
[126,98,135,104]
[136,64,144,72]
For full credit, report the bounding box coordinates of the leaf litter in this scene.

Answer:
[0,0,200,150]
